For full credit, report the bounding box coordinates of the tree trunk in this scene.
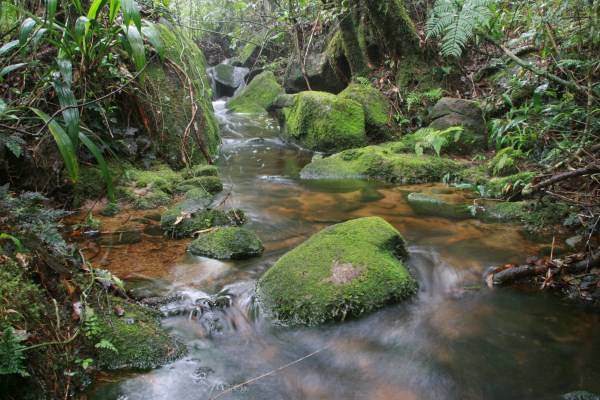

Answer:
[337,0,368,76]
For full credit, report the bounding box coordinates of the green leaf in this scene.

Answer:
[52,78,79,144]
[46,0,57,27]
[19,18,37,44]
[1,133,25,158]
[78,132,115,201]
[87,0,108,21]
[57,57,73,86]
[121,0,141,31]
[0,40,20,56]
[141,22,164,58]
[124,23,145,72]
[74,16,89,44]
[0,63,27,79]
[32,28,48,47]
[0,233,24,251]
[31,108,79,183]
[109,0,121,23]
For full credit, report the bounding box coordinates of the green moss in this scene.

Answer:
[188,227,264,259]
[257,217,417,326]
[0,259,45,333]
[95,297,186,370]
[456,164,490,185]
[407,192,472,219]
[300,142,464,183]
[486,171,536,198]
[227,71,284,113]
[125,164,183,193]
[478,200,571,231]
[183,165,218,179]
[176,176,223,194]
[339,83,390,139]
[488,147,525,176]
[395,127,482,155]
[140,24,220,168]
[132,189,171,210]
[161,207,246,238]
[283,91,367,153]
[73,164,123,206]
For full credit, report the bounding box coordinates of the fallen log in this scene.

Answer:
[523,165,600,195]
[486,251,600,287]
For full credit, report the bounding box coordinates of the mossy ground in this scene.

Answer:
[283,91,367,153]
[94,297,186,370]
[257,217,417,326]
[488,147,526,176]
[188,227,264,259]
[227,71,284,113]
[339,83,390,138]
[300,142,464,183]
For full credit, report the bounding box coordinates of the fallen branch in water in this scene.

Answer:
[486,251,600,287]
[209,344,330,400]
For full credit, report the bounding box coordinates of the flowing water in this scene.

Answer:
[88,101,600,400]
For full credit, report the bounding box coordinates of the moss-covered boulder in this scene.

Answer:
[183,164,218,179]
[131,189,171,210]
[339,83,390,139]
[282,91,367,153]
[188,227,264,259]
[227,71,284,113]
[486,171,536,198]
[137,23,220,168]
[95,298,186,370]
[394,126,482,155]
[300,142,464,183]
[176,176,223,194]
[488,147,525,176]
[257,217,417,326]
[407,192,473,219]
[161,205,246,238]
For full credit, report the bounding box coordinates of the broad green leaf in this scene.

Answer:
[109,0,121,23]
[0,63,27,78]
[0,233,24,252]
[141,22,164,58]
[121,0,141,31]
[124,24,145,72]
[75,16,89,44]
[0,40,20,56]
[52,79,80,144]
[32,28,48,47]
[46,0,57,27]
[78,132,114,201]
[19,18,37,44]
[31,108,79,183]
[87,0,108,21]
[71,0,83,13]
[57,57,73,86]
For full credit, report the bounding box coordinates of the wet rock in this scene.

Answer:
[300,143,463,183]
[566,235,584,250]
[99,228,142,246]
[227,71,284,113]
[428,97,487,151]
[161,207,246,239]
[407,192,472,219]
[339,83,391,139]
[563,391,600,400]
[257,217,417,326]
[270,93,297,110]
[282,91,367,153]
[206,63,249,98]
[188,227,264,260]
[95,297,186,370]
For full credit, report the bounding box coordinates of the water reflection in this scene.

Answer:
[87,102,600,400]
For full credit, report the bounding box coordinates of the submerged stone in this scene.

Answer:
[227,71,284,113]
[300,143,464,183]
[282,91,366,153]
[257,217,417,326]
[407,192,473,219]
[188,227,264,260]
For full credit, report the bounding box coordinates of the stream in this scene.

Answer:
[88,101,600,400]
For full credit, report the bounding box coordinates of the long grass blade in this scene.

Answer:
[19,18,37,44]
[31,108,79,183]
[141,22,163,58]
[0,40,20,56]
[46,0,57,27]
[121,0,141,31]
[78,132,114,201]
[109,0,121,23]
[124,23,145,72]
[0,63,27,79]
[87,0,108,21]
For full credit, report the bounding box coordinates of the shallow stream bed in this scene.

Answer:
[87,101,600,400]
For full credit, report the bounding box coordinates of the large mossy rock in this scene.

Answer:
[284,34,349,94]
[206,63,249,98]
[137,23,220,169]
[95,298,186,370]
[300,143,464,183]
[188,227,264,260]
[339,83,390,139]
[257,217,417,326]
[428,97,487,150]
[226,71,284,113]
[282,91,366,153]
